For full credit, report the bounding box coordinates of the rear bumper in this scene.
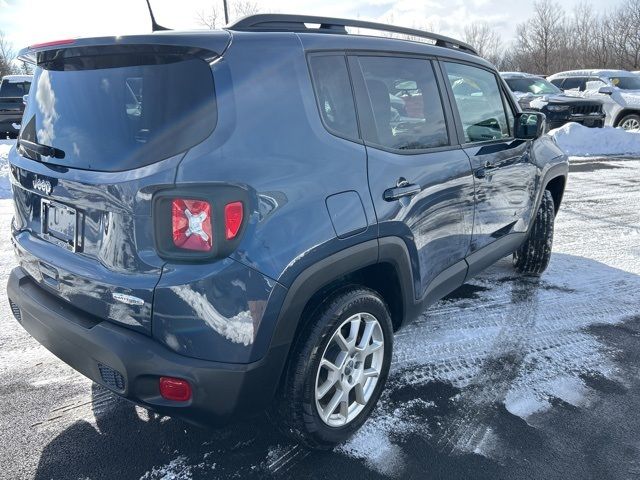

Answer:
[7,266,288,425]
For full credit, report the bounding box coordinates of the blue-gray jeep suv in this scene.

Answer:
[6,15,568,449]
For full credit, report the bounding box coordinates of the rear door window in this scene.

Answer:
[354,56,449,151]
[561,77,586,91]
[19,54,216,171]
[308,55,359,140]
[443,62,511,143]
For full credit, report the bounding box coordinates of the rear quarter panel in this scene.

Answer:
[154,32,377,362]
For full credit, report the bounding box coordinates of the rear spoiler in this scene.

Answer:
[17,31,232,65]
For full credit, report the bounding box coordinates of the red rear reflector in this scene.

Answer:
[172,199,213,252]
[30,38,76,49]
[159,377,192,402]
[225,202,243,240]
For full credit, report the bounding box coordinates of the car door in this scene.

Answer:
[440,61,538,274]
[348,54,475,300]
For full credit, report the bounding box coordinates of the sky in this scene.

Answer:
[0,0,624,53]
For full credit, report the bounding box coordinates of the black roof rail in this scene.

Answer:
[227,14,478,55]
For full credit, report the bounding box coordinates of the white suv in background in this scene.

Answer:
[548,69,640,130]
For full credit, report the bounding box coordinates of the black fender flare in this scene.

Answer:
[264,237,416,392]
[269,237,415,350]
[528,160,569,232]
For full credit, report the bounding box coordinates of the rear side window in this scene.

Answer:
[0,80,30,98]
[356,56,448,151]
[444,62,511,143]
[19,54,216,172]
[308,55,359,140]
[561,77,586,91]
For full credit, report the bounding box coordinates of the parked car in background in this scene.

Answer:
[7,14,568,449]
[548,69,640,130]
[0,74,32,138]
[501,72,605,131]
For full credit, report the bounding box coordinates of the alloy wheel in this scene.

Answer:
[621,118,640,131]
[314,312,385,427]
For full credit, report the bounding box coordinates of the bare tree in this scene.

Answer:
[196,1,259,29]
[195,5,220,29]
[231,1,258,21]
[0,32,17,78]
[509,0,567,74]
[463,22,502,66]
[566,2,598,69]
[614,0,640,69]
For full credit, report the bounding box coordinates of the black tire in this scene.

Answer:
[617,113,640,131]
[513,190,555,276]
[272,287,393,449]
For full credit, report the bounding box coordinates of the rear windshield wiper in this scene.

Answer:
[19,138,65,159]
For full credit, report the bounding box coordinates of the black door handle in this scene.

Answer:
[383,182,421,201]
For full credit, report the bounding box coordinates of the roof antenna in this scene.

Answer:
[145,0,170,31]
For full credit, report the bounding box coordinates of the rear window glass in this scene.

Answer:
[356,56,448,151]
[0,80,31,97]
[19,55,216,171]
[308,55,359,140]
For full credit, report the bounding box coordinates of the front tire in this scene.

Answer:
[618,113,640,131]
[513,190,555,276]
[274,287,393,449]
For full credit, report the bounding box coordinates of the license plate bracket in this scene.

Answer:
[41,199,78,252]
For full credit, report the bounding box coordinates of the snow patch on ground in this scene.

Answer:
[140,456,192,480]
[338,398,432,477]
[549,123,640,157]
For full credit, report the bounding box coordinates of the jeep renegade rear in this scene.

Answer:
[7,15,568,449]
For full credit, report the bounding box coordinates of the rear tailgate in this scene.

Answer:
[10,33,230,334]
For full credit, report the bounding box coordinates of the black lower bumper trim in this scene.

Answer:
[7,267,288,426]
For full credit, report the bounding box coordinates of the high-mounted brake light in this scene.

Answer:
[172,199,213,252]
[225,202,244,240]
[29,38,76,49]
[159,377,192,402]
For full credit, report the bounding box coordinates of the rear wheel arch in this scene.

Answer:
[268,237,415,392]
[614,109,640,127]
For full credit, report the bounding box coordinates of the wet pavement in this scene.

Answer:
[1,155,640,480]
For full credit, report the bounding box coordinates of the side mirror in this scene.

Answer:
[22,94,28,105]
[598,86,614,95]
[515,112,545,140]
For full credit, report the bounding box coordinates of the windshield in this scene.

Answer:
[505,77,561,95]
[0,80,31,98]
[607,76,640,90]
[19,54,216,171]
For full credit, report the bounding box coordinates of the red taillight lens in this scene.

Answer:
[172,199,213,252]
[225,202,244,240]
[159,377,192,402]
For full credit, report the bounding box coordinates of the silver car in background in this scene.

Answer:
[548,69,640,130]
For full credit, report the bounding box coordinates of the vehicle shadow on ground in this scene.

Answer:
[32,254,640,480]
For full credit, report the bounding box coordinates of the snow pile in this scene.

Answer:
[0,140,13,199]
[549,123,640,157]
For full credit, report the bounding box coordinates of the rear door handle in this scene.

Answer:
[383,179,421,202]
